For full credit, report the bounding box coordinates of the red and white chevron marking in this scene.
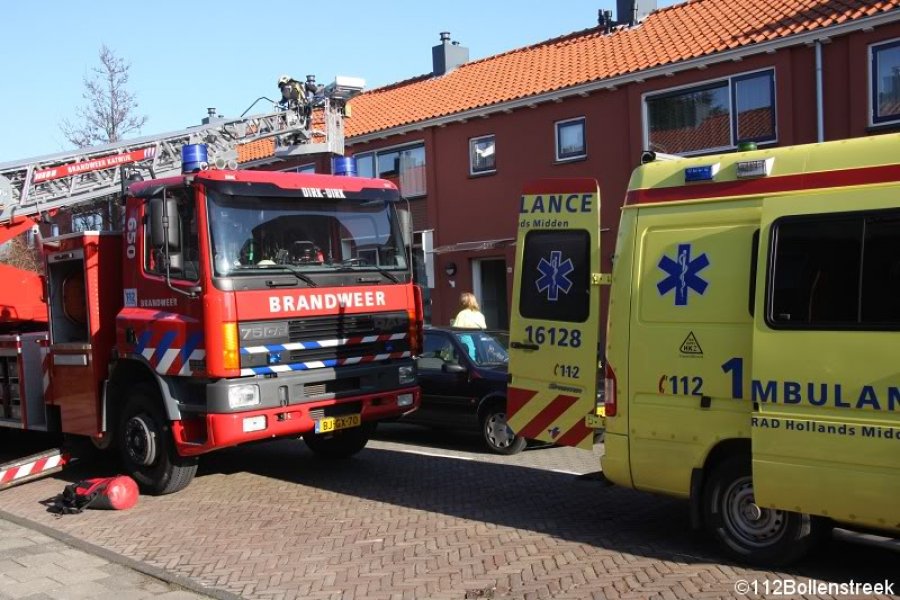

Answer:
[0,452,69,488]
[39,338,51,400]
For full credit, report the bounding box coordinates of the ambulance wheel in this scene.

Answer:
[702,456,819,566]
[481,401,527,455]
[118,384,198,495]
[303,423,373,459]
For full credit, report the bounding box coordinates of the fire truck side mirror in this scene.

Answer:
[149,196,182,252]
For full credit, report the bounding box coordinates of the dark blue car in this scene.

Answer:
[405,327,527,455]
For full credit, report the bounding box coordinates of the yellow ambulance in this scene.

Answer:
[508,134,900,566]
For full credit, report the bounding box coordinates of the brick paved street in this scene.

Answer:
[0,425,897,599]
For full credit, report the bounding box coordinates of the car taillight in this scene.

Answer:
[604,362,617,417]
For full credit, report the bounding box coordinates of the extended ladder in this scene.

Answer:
[0,99,345,226]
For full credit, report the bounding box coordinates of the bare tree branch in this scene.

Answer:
[60,44,148,148]
[0,235,42,273]
[58,44,148,230]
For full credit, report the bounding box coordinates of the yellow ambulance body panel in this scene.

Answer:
[510,134,900,565]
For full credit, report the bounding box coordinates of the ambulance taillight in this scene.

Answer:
[604,362,617,417]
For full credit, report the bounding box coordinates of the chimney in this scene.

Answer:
[202,107,223,125]
[432,32,469,76]
[615,0,657,26]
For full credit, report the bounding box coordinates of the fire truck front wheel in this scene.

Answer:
[303,423,374,459]
[118,384,198,495]
[702,456,822,566]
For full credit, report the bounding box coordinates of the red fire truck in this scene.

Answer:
[0,87,423,494]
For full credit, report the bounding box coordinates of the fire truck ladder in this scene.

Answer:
[0,99,346,227]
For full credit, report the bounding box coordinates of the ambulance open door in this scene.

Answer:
[507,179,602,449]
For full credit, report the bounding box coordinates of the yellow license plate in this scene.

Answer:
[315,414,361,434]
[597,405,606,417]
[585,412,606,429]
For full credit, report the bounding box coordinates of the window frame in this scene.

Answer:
[555,117,587,162]
[870,38,900,126]
[730,71,777,145]
[642,68,777,156]
[469,134,496,176]
[351,141,426,197]
[286,163,316,174]
[765,208,900,332]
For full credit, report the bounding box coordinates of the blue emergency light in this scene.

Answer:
[182,144,209,173]
[684,163,720,183]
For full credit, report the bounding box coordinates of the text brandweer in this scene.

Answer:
[269,291,387,313]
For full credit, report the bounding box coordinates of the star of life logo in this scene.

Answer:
[536,250,574,302]
[657,244,709,306]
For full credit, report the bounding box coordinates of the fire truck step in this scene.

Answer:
[0,449,70,491]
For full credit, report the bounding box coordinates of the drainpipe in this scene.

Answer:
[815,40,824,142]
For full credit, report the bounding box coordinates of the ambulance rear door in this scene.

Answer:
[507,179,602,449]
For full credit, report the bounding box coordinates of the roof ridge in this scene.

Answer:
[366,73,434,95]
[341,0,900,138]
[360,24,609,97]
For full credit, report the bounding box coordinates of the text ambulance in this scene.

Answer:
[508,134,900,565]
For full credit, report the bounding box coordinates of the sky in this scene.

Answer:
[0,0,677,164]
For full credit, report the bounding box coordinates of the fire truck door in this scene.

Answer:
[47,251,101,435]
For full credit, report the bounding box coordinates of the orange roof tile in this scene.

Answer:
[346,0,900,138]
[237,138,275,164]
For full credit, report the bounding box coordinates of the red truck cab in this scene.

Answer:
[43,166,422,494]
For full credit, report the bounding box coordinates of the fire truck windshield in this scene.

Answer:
[207,191,408,278]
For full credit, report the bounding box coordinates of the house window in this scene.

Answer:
[767,209,900,329]
[646,70,776,155]
[351,143,426,197]
[871,40,900,124]
[470,135,496,175]
[355,153,375,178]
[72,213,103,232]
[555,117,586,161]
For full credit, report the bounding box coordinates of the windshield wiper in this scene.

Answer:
[259,264,318,287]
[335,263,401,283]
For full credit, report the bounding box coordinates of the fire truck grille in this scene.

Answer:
[286,311,408,343]
[239,311,411,369]
[282,340,410,365]
[303,378,360,398]
[308,401,362,421]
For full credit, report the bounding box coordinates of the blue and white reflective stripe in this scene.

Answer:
[177,349,206,375]
[239,351,412,377]
[240,332,408,355]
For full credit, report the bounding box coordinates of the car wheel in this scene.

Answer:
[303,423,373,459]
[702,455,822,566]
[481,402,527,455]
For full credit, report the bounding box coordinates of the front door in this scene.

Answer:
[473,258,508,329]
[507,179,602,449]
[415,330,473,427]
